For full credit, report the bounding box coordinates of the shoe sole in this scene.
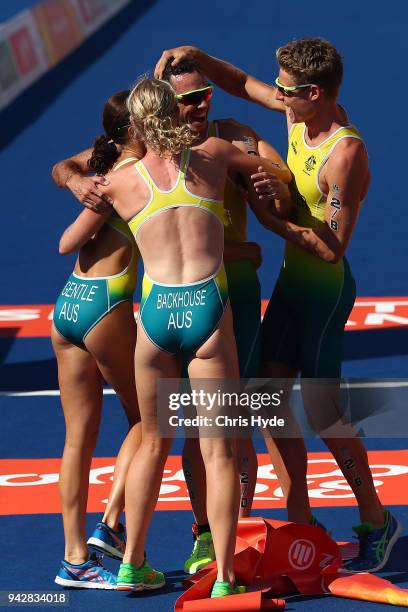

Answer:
[87,537,124,560]
[343,519,403,573]
[55,576,116,589]
[185,559,215,574]
[116,580,165,591]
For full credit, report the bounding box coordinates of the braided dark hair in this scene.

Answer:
[88,90,130,175]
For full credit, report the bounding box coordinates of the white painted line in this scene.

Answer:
[0,389,116,397]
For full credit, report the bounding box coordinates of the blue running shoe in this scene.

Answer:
[55,553,117,589]
[344,510,402,572]
[87,522,126,560]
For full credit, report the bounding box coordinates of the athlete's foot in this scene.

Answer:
[184,531,215,574]
[87,521,126,560]
[55,553,117,589]
[116,559,165,591]
[343,510,402,572]
[211,580,246,598]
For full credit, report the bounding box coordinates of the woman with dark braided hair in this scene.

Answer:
[51,91,146,589]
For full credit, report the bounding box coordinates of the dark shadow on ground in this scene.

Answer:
[380,535,408,574]
[0,357,58,391]
[0,0,158,150]
[344,327,408,361]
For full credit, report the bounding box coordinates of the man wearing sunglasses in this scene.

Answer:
[155,38,401,573]
[161,57,293,575]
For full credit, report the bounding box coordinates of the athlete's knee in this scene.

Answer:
[302,389,345,435]
[141,435,172,458]
[200,437,236,464]
[65,427,99,454]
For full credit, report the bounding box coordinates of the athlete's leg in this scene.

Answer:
[261,361,312,523]
[228,261,261,517]
[182,262,260,531]
[260,283,312,523]
[182,438,208,524]
[181,353,208,528]
[122,323,179,567]
[51,325,103,565]
[237,438,257,516]
[183,434,214,575]
[182,423,256,523]
[300,279,384,527]
[188,305,240,585]
[85,301,141,530]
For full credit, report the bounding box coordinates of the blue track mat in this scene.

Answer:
[1,1,407,610]
[0,0,40,22]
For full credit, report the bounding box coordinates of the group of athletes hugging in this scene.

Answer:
[50,37,401,598]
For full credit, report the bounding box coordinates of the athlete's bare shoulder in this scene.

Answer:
[101,159,139,196]
[329,135,368,166]
[199,135,231,153]
[216,117,257,136]
[321,136,369,198]
[214,119,259,158]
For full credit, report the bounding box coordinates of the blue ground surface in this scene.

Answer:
[1,1,407,610]
[0,0,40,22]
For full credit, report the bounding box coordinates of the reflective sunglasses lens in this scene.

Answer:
[179,88,212,105]
[203,89,213,103]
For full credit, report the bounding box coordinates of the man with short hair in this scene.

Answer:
[155,38,401,572]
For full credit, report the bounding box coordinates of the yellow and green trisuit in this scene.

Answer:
[129,148,229,355]
[262,123,363,377]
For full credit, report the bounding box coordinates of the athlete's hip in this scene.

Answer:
[139,265,229,354]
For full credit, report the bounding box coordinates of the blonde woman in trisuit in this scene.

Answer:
[52,91,145,589]
[98,77,291,598]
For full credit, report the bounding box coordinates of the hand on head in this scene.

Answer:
[155,46,197,79]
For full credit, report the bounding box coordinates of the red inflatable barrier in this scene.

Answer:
[175,518,407,610]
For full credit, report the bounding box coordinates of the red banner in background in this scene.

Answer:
[32,0,83,66]
[1,451,407,515]
[9,26,39,75]
[0,10,49,109]
[1,298,408,338]
[0,0,132,111]
[70,0,132,35]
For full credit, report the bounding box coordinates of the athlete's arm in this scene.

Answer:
[251,140,368,263]
[52,148,112,212]
[155,46,285,112]
[256,138,292,218]
[224,241,262,268]
[218,139,291,188]
[321,139,368,261]
[59,208,112,255]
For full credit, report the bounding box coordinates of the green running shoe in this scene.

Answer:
[116,559,165,591]
[184,532,215,574]
[211,580,246,598]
